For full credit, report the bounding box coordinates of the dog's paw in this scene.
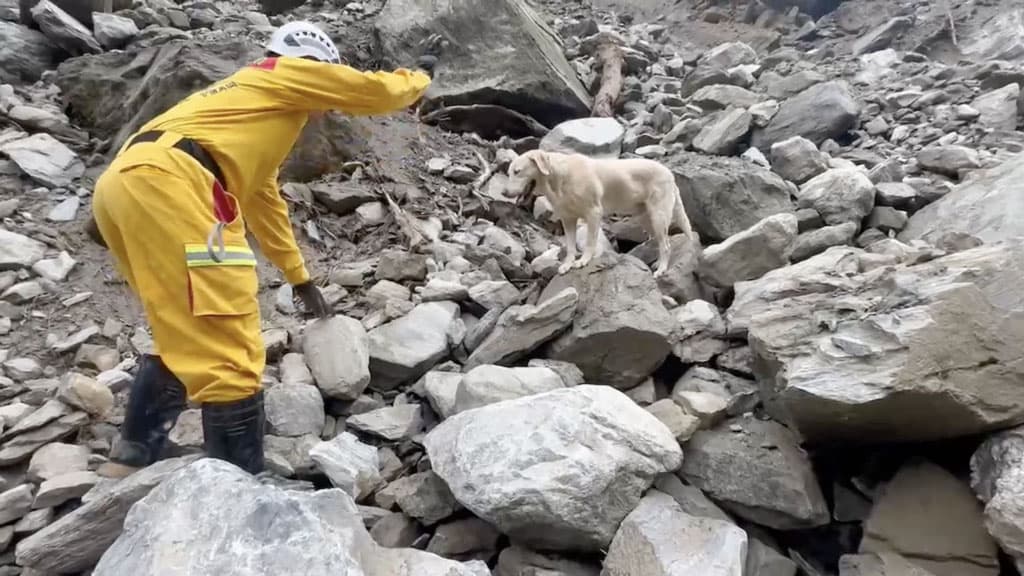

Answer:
[572,257,592,270]
[557,262,574,275]
[653,268,667,279]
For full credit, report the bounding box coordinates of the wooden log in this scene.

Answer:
[591,41,624,118]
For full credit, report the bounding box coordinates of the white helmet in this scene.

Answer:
[266,21,341,64]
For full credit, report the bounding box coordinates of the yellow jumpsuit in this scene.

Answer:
[92,56,431,404]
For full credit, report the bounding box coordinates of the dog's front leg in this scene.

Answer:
[572,211,602,270]
[558,216,579,275]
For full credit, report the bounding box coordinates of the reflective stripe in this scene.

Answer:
[185,244,256,268]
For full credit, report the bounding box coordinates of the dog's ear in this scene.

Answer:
[530,151,552,176]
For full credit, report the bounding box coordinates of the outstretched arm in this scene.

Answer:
[250,56,432,115]
[241,170,310,286]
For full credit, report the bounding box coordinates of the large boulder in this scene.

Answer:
[797,168,876,226]
[18,0,132,29]
[453,364,566,414]
[539,255,672,389]
[601,491,748,576]
[680,416,829,530]
[302,316,371,401]
[697,213,798,288]
[751,81,860,150]
[91,459,489,576]
[464,287,578,370]
[367,301,461,390]
[860,460,999,576]
[374,0,590,129]
[901,151,1024,245]
[53,39,371,181]
[971,82,1020,131]
[666,151,794,243]
[971,426,1024,574]
[539,118,625,158]
[742,241,1024,444]
[0,21,59,84]
[424,385,682,552]
[31,0,101,56]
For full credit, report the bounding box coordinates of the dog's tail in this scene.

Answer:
[671,186,699,243]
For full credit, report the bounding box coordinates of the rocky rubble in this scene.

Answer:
[0,0,1023,574]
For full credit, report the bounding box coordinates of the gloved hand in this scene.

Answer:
[293,281,330,319]
[416,54,438,79]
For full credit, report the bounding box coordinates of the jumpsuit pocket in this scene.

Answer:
[185,243,259,317]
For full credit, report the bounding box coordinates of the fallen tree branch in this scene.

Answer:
[592,41,625,118]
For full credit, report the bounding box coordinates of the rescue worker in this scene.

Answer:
[89,20,434,477]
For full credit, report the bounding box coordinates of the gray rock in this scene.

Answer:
[265,383,325,438]
[468,280,520,311]
[745,241,1024,443]
[368,302,459,390]
[790,222,859,262]
[0,484,33,525]
[748,538,799,576]
[495,545,600,576]
[698,213,798,287]
[32,251,76,282]
[90,459,487,576]
[46,196,80,222]
[673,366,758,417]
[454,364,566,414]
[540,118,625,158]
[751,81,860,150]
[428,517,501,556]
[916,146,981,177]
[375,0,590,129]
[680,417,829,530]
[310,432,381,502]
[465,287,578,369]
[628,233,705,304]
[15,456,198,574]
[671,299,729,364]
[901,151,1024,244]
[2,279,44,304]
[14,507,53,535]
[0,229,46,271]
[0,412,89,466]
[376,249,428,282]
[972,83,1020,131]
[692,108,752,156]
[646,399,701,443]
[27,442,89,483]
[700,42,758,70]
[311,182,378,215]
[867,206,908,233]
[770,136,829,184]
[425,385,682,551]
[422,371,462,420]
[376,471,457,526]
[1,357,44,384]
[689,84,761,110]
[668,151,795,242]
[839,553,937,576]
[31,0,101,55]
[0,21,58,84]
[852,17,912,55]
[264,434,320,477]
[92,12,139,49]
[303,316,371,400]
[370,512,420,548]
[861,460,998,576]
[0,133,84,188]
[758,70,828,100]
[167,409,203,454]
[970,426,1024,574]
[347,404,423,441]
[798,168,876,226]
[280,353,314,387]
[602,491,747,576]
[652,473,732,522]
[875,182,919,210]
[540,255,672,389]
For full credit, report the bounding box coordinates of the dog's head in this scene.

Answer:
[503,149,552,199]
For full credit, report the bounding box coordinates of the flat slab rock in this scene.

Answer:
[424,385,681,552]
[367,301,460,390]
[742,240,1024,444]
[91,458,489,576]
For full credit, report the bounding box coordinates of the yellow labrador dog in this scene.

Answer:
[504,149,697,277]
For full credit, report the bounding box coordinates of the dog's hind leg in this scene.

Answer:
[558,216,579,275]
[671,188,698,243]
[572,210,602,270]
[647,193,676,278]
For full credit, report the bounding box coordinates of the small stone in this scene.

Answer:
[917,146,981,177]
[347,404,424,441]
[370,512,421,548]
[73,344,119,372]
[427,157,451,174]
[366,279,411,303]
[13,507,52,535]
[167,409,203,453]
[375,471,458,526]
[309,432,381,501]
[770,136,828,184]
[264,383,325,437]
[57,373,113,417]
[468,280,519,311]
[427,517,501,556]
[2,280,44,304]
[866,206,908,233]
[443,164,477,183]
[419,278,469,302]
[50,324,98,354]
[376,249,428,282]
[32,251,76,282]
[46,196,79,222]
[3,357,42,382]
[635,144,668,157]
[0,484,33,524]
[92,12,139,49]
[280,353,314,387]
[672,390,728,428]
[27,442,90,483]
[646,399,701,443]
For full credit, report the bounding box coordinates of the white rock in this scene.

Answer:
[347,404,424,441]
[539,117,625,158]
[798,168,876,226]
[264,384,325,437]
[368,302,460,390]
[302,316,370,400]
[453,364,566,414]
[698,213,798,288]
[32,251,76,282]
[422,370,462,420]
[92,12,139,49]
[310,432,381,501]
[0,133,84,187]
[425,385,682,551]
[0,229,46,271]
[46,196,79,222]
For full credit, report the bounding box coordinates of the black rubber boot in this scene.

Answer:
[99,354,188,478]
[201,390,265,475]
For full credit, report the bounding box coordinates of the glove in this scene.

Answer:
[293,281,330,319]
[416,54,438,79]
[85,216,107,249]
